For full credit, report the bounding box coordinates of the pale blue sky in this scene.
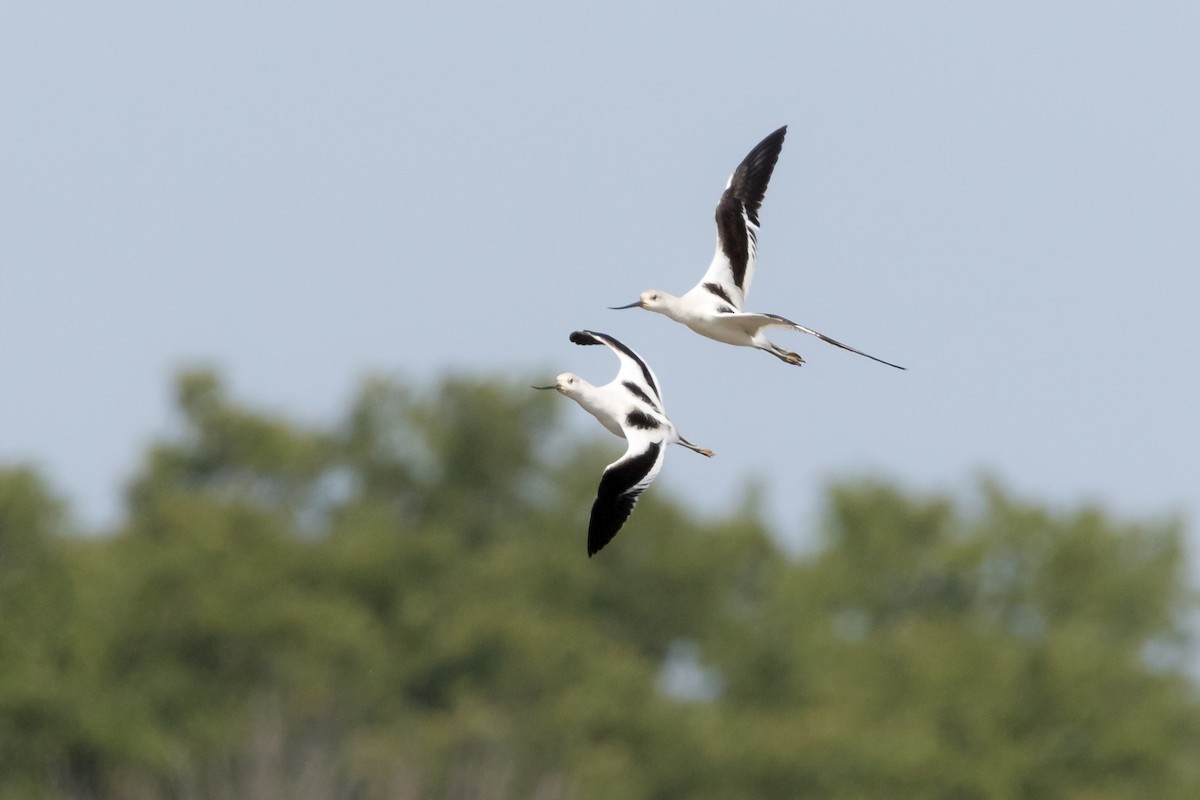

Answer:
[2,3,1198,567]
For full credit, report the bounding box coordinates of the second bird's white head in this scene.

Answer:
[549,372,585,398]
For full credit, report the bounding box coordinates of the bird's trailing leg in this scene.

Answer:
[763,341,805,366]
[677,435,715,458]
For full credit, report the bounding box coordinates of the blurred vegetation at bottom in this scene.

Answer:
[1,370,1197,799]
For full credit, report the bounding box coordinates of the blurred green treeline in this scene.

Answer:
[1,371,1197,799]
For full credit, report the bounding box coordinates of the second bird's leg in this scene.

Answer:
[677,436,715,458]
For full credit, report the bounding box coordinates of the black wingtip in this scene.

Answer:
[748,125,787,160]
[723,126,789,232]
[569,330,602,346]
[587,513,621,556]
[748,127,786,167]
[587,526,618,557]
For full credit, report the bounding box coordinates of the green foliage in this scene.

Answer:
[0,371,1196,798]
[0,469,82,799]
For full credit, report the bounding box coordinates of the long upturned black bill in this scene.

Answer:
[608,301,643,310]
[530,385,557,390]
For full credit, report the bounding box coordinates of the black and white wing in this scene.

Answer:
[587,430,667,556]
[692,126,787,311]
[569,329,665,413]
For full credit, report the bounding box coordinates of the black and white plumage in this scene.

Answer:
[533,330,713,556]
[611,125,906,370]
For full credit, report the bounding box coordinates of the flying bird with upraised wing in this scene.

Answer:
[533,330,713,556]
[612,125,905,370]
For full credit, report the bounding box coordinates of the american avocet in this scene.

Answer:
[611,126,905,370]
[533,330,713,556]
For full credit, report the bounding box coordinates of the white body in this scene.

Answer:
[616,126,905,370]
[537,330,712,556]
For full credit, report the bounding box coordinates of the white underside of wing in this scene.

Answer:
[718,312,793,331]
[590,334,665,412]
[616,360,663,409]
[606,427,668,499]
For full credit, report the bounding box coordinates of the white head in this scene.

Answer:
[610,290,674,315]
[532,372,586,398]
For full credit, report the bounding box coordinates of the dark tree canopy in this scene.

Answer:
[0,371,1196,799]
